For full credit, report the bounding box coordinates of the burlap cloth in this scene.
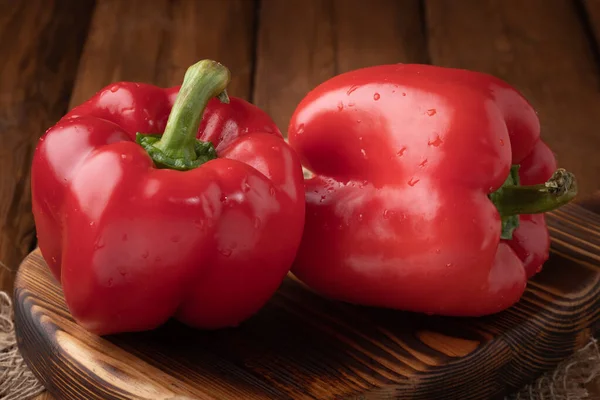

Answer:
[0,292,597,400]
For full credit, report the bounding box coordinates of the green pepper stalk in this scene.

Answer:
[136,59,231,170]
[489,165,577,239]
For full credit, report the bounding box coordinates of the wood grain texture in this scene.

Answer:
[13,202,600,399]
[426,0,600,199]
[0,0,94,293]
[69,0,255,108]
[579,191,600,215]
[32,392,56,400]
[253,0,426,135]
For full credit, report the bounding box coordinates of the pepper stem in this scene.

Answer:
[136,59,231,170]
[489,166,577,239]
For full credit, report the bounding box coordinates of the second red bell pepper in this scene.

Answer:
[288,64,577,316]
[31,60,306,335]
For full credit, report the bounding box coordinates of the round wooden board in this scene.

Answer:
[14,203,600,400]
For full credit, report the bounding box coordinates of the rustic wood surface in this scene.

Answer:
[68,0,255,107]
[0,0,93,294]
[2,0,600,398]
[13,200,600,399]
[31,393,56,400]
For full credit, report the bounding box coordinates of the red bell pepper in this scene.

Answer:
[288,64,577,316]
[31,60,306,335]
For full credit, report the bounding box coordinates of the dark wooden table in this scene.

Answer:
[2,1,600,399]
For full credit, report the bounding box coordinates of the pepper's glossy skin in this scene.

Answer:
[288,64,556,316]
[31,82,306,335]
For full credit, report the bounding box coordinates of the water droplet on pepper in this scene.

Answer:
[219,248,232,257]
[428,135,443,147]
[94,238,105,249]
[408,178,420,186]
[242,179,251,192]
[193,220,204,230]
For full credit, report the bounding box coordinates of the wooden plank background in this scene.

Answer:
[1,1,600,397]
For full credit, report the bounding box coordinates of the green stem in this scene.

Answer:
[492,168,577,216]
[489,166,578,239]
[136,59,231,171]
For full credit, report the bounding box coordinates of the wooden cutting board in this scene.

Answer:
[13,202,600,400]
